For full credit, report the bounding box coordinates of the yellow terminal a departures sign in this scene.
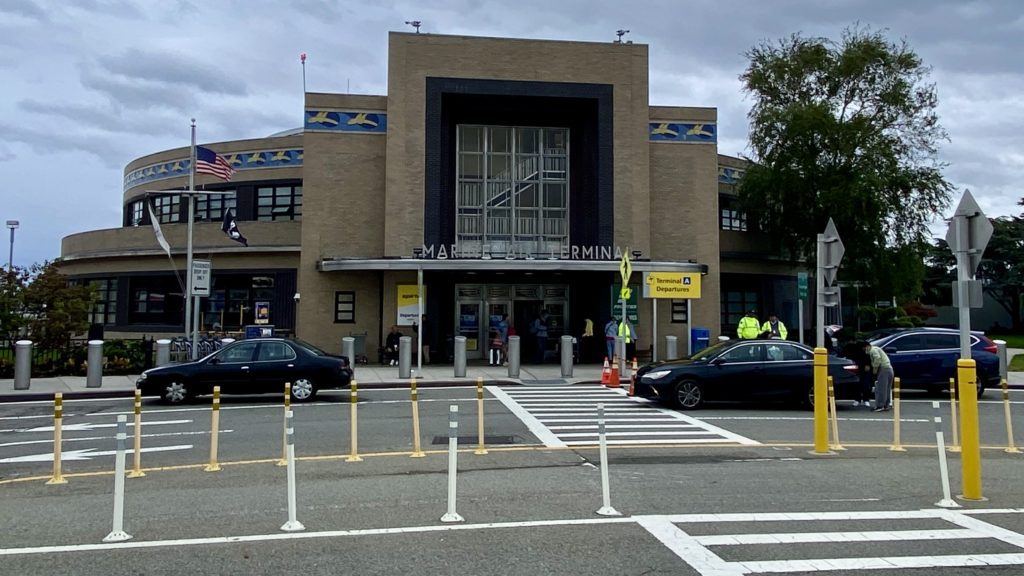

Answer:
[619,252,632,301]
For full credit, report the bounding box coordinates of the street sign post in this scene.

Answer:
[814,219,844,456]
[797,272,808,344]
[617,252,632,375]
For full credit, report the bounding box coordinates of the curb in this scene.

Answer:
[0,378,605,403]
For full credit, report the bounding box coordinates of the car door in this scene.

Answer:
[881,334,926,386]
[760,342,814,399]
[920,333,960,385]
[251,341,300,393]
[197,341,258,393]
[708,343,765,401]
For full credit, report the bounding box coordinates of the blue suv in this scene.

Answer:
[867,328,1000,396]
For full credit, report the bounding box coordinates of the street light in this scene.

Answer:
[6,220,18,272]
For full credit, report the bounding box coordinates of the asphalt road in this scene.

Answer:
[3,384,1024,575]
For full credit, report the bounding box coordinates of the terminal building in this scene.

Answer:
[58,32,803,362]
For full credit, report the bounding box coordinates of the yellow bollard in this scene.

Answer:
[46,392,67,485]
[948,378,960,452]
[345,380,362,462]
[204,386,222,472]
[812,347,830,454]
[827,376,845,451]
[410,378,425,457]
[277,382,291,466]
[127,389,146,478]
[1002,378,1020,454]
[957,360,983,500]
[475,376,488,455]
[889,377,906,452]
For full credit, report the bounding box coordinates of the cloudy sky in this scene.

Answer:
[2,0,1022,266]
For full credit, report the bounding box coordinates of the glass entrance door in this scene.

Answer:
[486,301,511,363]
[457,301,483,359]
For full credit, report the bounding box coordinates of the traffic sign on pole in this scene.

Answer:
[821,218,844,287]
[797,272,808,300]
[945,189,993,277]
[619,252,632,285]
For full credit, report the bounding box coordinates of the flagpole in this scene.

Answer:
[186,119,197,359]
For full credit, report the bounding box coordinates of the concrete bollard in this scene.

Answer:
[994,340,1007,381]
[560,335,573,377]
[454,336,467,377]
[14,340,32,390]
[507,336,521,378]
[665,335,678,361]
[86,340,103,388]
[342,336,355,366]
[155,339,171,366]
[399,336,412,379]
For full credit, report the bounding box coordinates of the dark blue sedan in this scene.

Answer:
[634,339,859,409]
[867,328,1000,396]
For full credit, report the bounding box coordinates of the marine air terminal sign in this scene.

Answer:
[643,272,701,299]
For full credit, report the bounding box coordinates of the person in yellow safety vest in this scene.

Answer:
[760,313,788,340]
[618,319,637,360]
[737,309,761,339]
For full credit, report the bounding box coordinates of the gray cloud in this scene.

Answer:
[96,48,248,96]
[16,99,181,138]
[0,122,127,169]
[79,62,198,112]
[0,0,49,21]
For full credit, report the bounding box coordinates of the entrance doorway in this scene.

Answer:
[454,284,568,361]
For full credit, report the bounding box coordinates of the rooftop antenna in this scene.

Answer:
[615,29,630,43]
[405,20,421,33]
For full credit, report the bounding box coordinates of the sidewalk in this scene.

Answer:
[0,363,610,402]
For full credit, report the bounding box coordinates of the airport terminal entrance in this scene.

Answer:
[454,284,568,360]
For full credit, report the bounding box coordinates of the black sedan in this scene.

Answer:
[634,339,859,409]
[137,338,354,404]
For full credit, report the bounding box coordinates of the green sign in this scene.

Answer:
[797,272,809,300]
[611,284,639,325]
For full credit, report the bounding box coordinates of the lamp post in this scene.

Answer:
[6,220,18,272]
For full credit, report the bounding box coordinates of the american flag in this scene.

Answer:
[195,145,236,181]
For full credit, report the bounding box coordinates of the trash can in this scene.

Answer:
[690,327,711,353]
[348,332,367,364]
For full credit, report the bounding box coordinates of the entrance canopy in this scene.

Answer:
[318,257,707,273]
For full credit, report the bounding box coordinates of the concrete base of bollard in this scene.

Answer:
[280,520,306,532]
[440,512,465,523]
[102,530,132,543]
[935,498,961,509]
[596,506,621,517]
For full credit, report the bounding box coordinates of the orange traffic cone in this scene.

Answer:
[600,357,611,385]
[628,357,638,396]
[609,354,620,388]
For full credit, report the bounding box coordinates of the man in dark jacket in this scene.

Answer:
[384,325,402,366]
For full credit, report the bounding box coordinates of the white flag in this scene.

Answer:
[148,201,172,258]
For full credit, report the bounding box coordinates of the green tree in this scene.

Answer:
[20,261,95,348]
[0,267,29,340]
[976,214,1024,330]
[738,26,952,300]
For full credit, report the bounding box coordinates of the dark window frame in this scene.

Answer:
[256,185,303,221]
[334,291,355,323]
[670,300,688,323]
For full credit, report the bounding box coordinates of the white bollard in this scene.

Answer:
[440,405,464,523]
[595,403,621,516]
[280,410,305,532]
[102,415,133,542]
[932,401,961,509]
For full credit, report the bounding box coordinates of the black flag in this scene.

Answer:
[221,209,248,247]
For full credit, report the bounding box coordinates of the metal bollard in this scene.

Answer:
[560,335,573,377]
[475,377,487,455]
[346,380,362,462]
[958,360,983,501]
[440,405,464,523]
[665,335,678,361]
[127,389,145,478]
[812,347,830,455]
[155,339,171,366]
[410,379,425,457]
[278,383,291,466]
[994,340,1008,381]
[14,340,31,390]
[280,410,305,532]
[931,401,961,509]
[86,339,103,388]
[399,336,412,379]
[342,336,355,366]
[454,336,467,378]
[595,403,620,516]
[204,386,221,472]
[507,336,521,378]
[102,415,132,542]
[46,392,67,485]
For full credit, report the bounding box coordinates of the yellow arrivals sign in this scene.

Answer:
[642,272,701,299]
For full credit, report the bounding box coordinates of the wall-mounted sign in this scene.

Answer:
[642,272,701,299]
[397,284,426,326]
[255,301,270,325]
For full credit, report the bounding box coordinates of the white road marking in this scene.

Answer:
[487,386,565,448]
[698,416,932,423]
[636,516,743,576]
[0,444,192,463]
[0,414,76,421]
[695,528,981,546]
[0,429,231,448]
[741,554,1024,573]
[12,419,191,433]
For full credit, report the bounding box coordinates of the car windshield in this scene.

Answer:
[689,341,731,361]
[291,338,330,356]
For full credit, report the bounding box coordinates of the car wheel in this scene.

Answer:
[161,379,191,404]
[290,378,317,402]
[801,384,816,410]
[673,380,704,410]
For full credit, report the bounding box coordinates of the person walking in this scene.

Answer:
[604,317,618,361]
[737,309,761,340]
[488,327,503,366]
[862,340,894,411]
[497,313,510,366]
[759,313,788,340]
[531,310,550,363]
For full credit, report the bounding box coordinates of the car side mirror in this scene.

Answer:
[712,357,726,366]
[883,347,897,355]
[209,357,221,365]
